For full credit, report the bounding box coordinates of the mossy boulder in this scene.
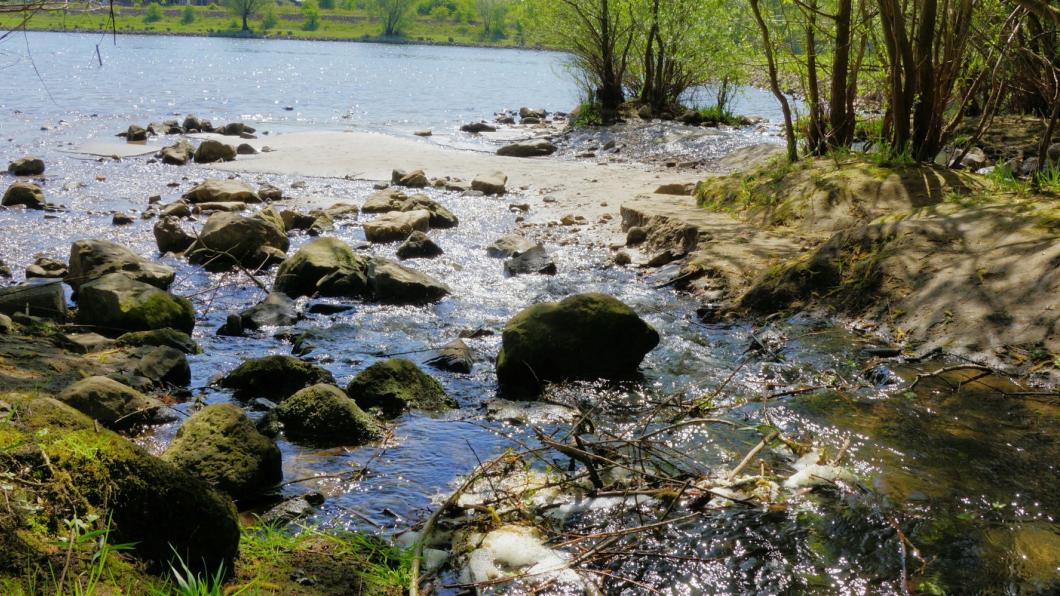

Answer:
[220,355,335,401]
[75,273,195,336]
[273,237,371,299]
[56,375,172,429]
[0,393,239,575]
[274,384,383,446]
[115,328,200,354]
[496,293,660,394]
[162,404,282,501]
[346,358,454,418]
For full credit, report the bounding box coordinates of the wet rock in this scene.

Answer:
[260,493,325,527]
[217,313,244,337]
[504,244,557,276]
[425,339,473,374]
[397,169,430,188]
[274,384,383,446]
[160,139,195,165]
[240,292,299,330]
[613,250,632,266]
[125,125,148,141]
[116,328,200,354]
[182,114,203,131]
[162,403,281,501]
[257,183,283,202]
[57,375,171,429]
[320,202,359,221]
[368,257,450,304]
[414,129,432,137]
[471,171,507,195]
[487,234,535,258]
[195,201,247,213]
[346,358,455,418]
[497,139,557,158]
[274,237,371,299]
[363,209,431,243]
[186,211,289,271]
[396,231,443,259]
[135,345,191,387]
[519,107,547,119]
[236,143,258,155]
[496,293,660,393]
[7,156,44,176]
[461,122,496,133]
[183,179,259,204]
[625,226,648,245]
[520,116,541,125]
[220,122,255,136]
[280,209,317,232]
[646,249,678,267]
[67,239,176,293]
[220,355,335,401]
[2,181,46,209]
[153,216,196,254]
[0,259,10,278]
[160,200,191,218]
[25,256,67,279]
[0,280,67,319]
[362,189,458,228]
[76,273,194,335]
[111,212,134,226]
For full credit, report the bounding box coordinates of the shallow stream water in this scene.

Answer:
[0,33,1057,595]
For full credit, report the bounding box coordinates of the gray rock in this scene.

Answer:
[461,122,497,133]
[186,211,289,271]
[260,493,325,527]
[126,125,148,142]
[425,339,473,374]
[25,256,66,279]
[0,280,67,319]
[504,244,556,276]
[7,156,45,176]
[274,237,371,299]
[54,332,114,354]
[240,292,299,330]
[67,239,176,292]
[396,231,443,259]
[116,328,200,354]
[135,346,191,387]
[160,140,195,166]
[220,355,335,401]
[154,216,196,254]
[368,258,450,304]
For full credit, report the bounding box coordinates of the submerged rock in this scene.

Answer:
[67,239,176,292]
[471,172,508,195]
[496,293,660,393]
[274,384,383,445]
[503,244,557,276]
[7,156,45,176]
[194,140,237,163]
[363,210,431,243]
[425,339,473,374]
[346,358,455,418]
[163,403,282,501]
[396,231,443,259]
[183,179,259,204]
[2,181,46,209]
[186,211,289,271]
[221,355,335,401]
[75,273,195,335]
[57,375,171,429]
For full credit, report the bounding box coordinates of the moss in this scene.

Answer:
[346,359,453,418]
[275,384,383,445]
[221,355,335,401]
[137,292,195,333]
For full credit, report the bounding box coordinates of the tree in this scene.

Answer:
[226,0,266,32]
[180,5,195,24]
[371,0,416,36]
[302,0,320,30]
[143,1,163,23]
[476,0,507,38]
[749,0,798,162]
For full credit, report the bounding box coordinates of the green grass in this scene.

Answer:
[695,104,748,126]
[1,3,533,47]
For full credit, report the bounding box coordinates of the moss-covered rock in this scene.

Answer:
[162,404,282,501]
[75,273,195,336]
[346,359,454,418]
[56,376,172,429]
[496,293,660,394]
[115,328,200,354]
[273,237,372,299]
[220,355,335,401]
[275,384,383,445]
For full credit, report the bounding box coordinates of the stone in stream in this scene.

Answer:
[160,200,192,218]
[460,121,497,133]
[182,114,203,131]
[154,216,196,254]
[239,292,300,330]
[346,358,455,418]
[220,355,335,401]
[195,201,247,214]
[260,493,325,527]
[0,313,13,334]
[160,139,194,165]
[111,212,135,226]
[134,345,191,387]
[67,239,176,292]
[125,124,148,141]
[0,258,10,277]
[193,140,236,163]
[116,328,200,354]
[425,339,473,374]
[186,211,289,271]
[363,209,431,243]
[57,375,172,429]
[219,122,256,136]
[274,237,372,299]
[368,257,450,304]
[182,179,259,204]
[503,244,557,276]
[496,293,660,394]
[162,403,281,501]
[2,181,47,209]
[0,280,67,319]
[273,384,383,446]
[471,171,508,195]
[487,234,535,258]
[7,156,45,176]
[519,107,547,119]
[25,256,67,279]
[75,273,195,335]
[396,231,443,260]
[497,139,557,158]
[362,189,458,228]
[257,183,283,202]
[392,169,429,188]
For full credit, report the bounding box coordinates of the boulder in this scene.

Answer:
[153,216,196,254]
[0,281,67,319]
[7,156,45,176]
[504,244,557,276]
[273,237,371,299]
[2,181,46,209]
[258,183,283,202]
[160,201,191,218]
[126,125,148,141]
[368,257,450,304]
[274,384,383,446]
[160,139,194,166]
[134,346,191,387]
[280,209,317,232]
[395,169,429,188]
[186,212,289,271]
[461,122,497,133]
[194,140,237,163]
[25,256,66,279]
[182,179,259,204]
[487,234,534,258]
[361,188,412,213]
[182,114,203,131]
[362,190,457,228]
[57,376,171,429]
[75,273,195,335]
[240,292,299,330]
[496,293,660,393]
[363,209,431,243]
[497,139,557,158]
[471,172,507,195]
[116,328,200,354]
[163,404,281,501]
[236,143,258,155]
[519,107,547,119]
[196,201,247,213]
[346,358,455,418]
[219,122,255,136]
[425,339,473,374]
[67,239,176,292]
[220,355,335,401]
[112,212,134,226]
[396,231,443,259]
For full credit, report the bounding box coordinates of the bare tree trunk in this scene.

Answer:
[805,0,826,154]
[1036,96,1060,180]
[829,0,854,147]
[751,0,798,162]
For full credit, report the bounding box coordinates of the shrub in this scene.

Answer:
[302,0,320,31]
[260,4,277,29]
[180,5,195,24]
[143,2,163,23]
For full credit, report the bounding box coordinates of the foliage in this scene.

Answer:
[142,2,163,23]
[302,0,321,30]
[180,5,195,25]
[571,101,603,127]
[371,0,416,35]
[259,3,277,29]
[225,0,267,31]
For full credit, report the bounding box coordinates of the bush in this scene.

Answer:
[572,102,603,127]
[180,5,195,24]
[260,4,277,29]
[143,2,163,23]
[302,0,320,30]
[320,0,335,8]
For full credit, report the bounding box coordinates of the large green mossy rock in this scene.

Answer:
[162,404,282,501]
[346,358,454,418]
[220,355,335,401]
[75,273,195,336]
[273,237,371,299]
[0,393,240,576]
[275,384,383,446]
[496,293,660,394]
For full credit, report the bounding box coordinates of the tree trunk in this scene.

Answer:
[829,0,854,148]
[750,0,797,162]
[242,12,248,32]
